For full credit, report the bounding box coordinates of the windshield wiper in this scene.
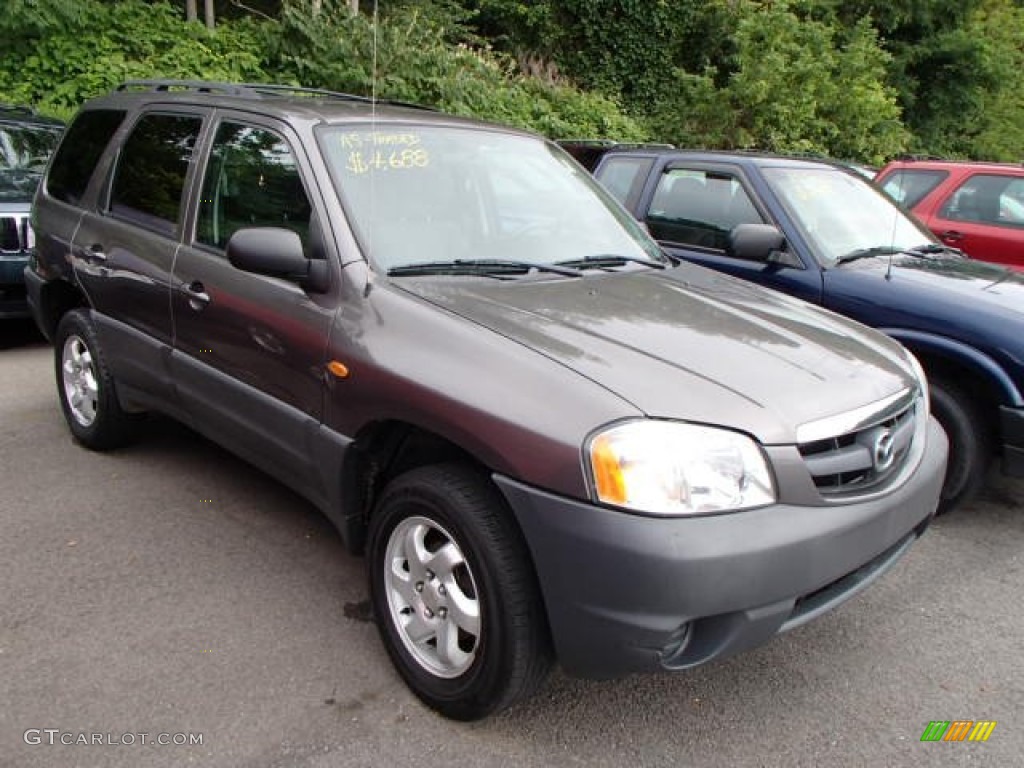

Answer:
[386,259,582,278]
[834,246,902,265]
[554,253,669,271]
[907,243,965,258]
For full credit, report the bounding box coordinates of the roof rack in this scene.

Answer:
[115,80,436,111]
[0,104,38,117]
[556,139,676,150]
[892,154,947,162]
[0,104,64,127]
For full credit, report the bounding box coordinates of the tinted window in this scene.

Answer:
[646,169,763,250]
[110,113,202,235]
[880,169,947,208]
[46,110,124,205]
[595,156,652,206]
[939,174,1024,228]
[196,122,311,250]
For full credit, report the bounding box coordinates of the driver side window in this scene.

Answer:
[196,122,311,251]
[645,169,763,251]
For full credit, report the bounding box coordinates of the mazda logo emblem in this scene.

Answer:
[872,429,895,471]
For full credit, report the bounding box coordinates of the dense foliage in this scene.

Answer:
[2,0,1022,162]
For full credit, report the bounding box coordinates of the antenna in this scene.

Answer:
[371,0,379,119]
[367,0,379,286]
[886,166,902,281]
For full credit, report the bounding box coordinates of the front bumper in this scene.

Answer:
[496,417,947,679]
[0,253,30,319]
[1001,406,1024,476]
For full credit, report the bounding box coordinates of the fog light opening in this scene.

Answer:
[660,622,693,664]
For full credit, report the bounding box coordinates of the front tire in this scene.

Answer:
[367,464,551,720]
[930,379,991,514]
[54,309,137,450]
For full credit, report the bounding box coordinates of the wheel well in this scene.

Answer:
[339,421,484,554]
[37,279,88,340]
[909,347,1002,446]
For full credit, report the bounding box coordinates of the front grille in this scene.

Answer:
[799,396,918,496]
[0,215,32,253]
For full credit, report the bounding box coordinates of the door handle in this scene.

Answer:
[181,280,210,310]
[940,230,965,242]
[76,243,108,263]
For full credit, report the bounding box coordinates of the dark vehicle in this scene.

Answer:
[557,139,674,172]
[27,82,945,719]
[1,105,62,318]
[876,157,1024,270]
[590,148,1023,513]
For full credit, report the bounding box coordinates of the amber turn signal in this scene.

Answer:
[327,360,350,379]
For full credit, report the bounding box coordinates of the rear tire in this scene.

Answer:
[930,379,990,514]
[54,309,137,450]
[367,463,551,720]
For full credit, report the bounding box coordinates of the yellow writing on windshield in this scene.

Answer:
[339,131,422,149]
[344,147,430,175]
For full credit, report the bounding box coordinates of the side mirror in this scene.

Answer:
[727,223,798,267]
[226,227,329,293]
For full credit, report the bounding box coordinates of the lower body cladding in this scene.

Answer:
[1001,405,1024,476]
[495,418,948,679]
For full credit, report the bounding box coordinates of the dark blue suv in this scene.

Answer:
[1,105,62,318]
[591,149,1024,512]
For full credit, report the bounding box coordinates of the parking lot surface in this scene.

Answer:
[2,321,1022,767]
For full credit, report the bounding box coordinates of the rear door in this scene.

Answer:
[71,108,206,411]
[170,112,338,500]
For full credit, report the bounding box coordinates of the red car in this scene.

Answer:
[876,158,1024,270]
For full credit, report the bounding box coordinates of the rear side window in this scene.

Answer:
[880,169,947,208]
[646,169,763,250]
[46,110,125,205]
[595,156,652,206]
[110,113,203,236]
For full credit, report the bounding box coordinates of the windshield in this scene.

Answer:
[318,125,665,274]
[762,166,935,266]
[0,123,62,202]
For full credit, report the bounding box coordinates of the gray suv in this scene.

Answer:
[27,81,947,720]
[1,105,62,318]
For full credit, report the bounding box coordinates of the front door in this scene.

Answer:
[170,114,337,498]
[640,163,825,303]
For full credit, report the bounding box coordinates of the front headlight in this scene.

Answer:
[587,420,776,516]
[905,349,930,419]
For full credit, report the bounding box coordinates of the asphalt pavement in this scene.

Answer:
[2,320,1021,767]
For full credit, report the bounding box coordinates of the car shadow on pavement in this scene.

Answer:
[1,319,47,350]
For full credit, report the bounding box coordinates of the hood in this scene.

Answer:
[0,170,42,204]
[838,254,1024,316]
[398,264,916,445]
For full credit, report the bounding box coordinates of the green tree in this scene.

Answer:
[648,5,906,163]
[262,0,645,138]
[0,0,265,118]
[804,0,1023,159]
